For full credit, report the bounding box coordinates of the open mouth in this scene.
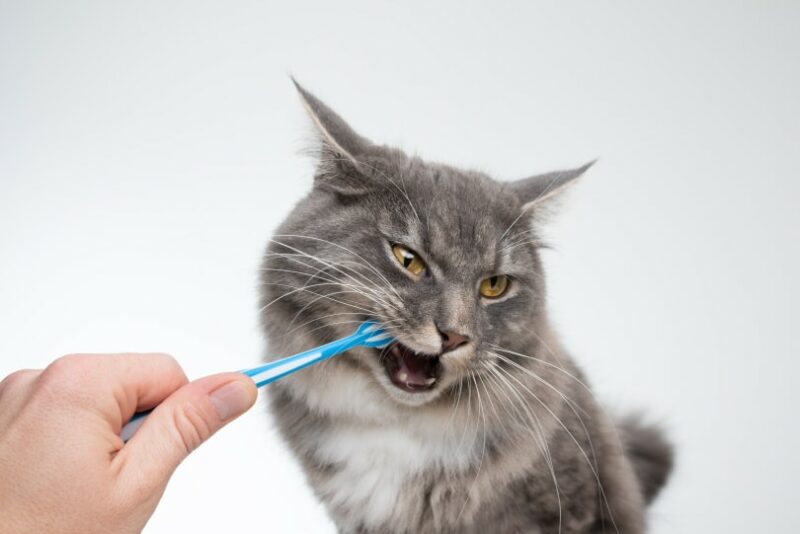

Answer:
[381,343,441,393]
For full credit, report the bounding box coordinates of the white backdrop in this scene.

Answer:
[2,2,798,532]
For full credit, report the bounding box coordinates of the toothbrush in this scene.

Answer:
[120,321,393,442]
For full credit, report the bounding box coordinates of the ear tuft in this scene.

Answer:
[510,160,595,211]
[292,78,372,161]
[292,79,380,195]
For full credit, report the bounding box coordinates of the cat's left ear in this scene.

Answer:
[509,161,595,211]
[293,79,376,195]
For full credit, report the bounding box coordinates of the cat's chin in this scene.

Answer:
[373,375,445,407]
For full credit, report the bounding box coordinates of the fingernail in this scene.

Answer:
[209,380,254,421]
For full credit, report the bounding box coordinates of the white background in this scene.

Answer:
[2,2,798,532]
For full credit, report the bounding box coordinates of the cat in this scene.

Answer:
[259,81,673,533]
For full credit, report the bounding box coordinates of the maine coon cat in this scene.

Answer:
[259,82,672,533]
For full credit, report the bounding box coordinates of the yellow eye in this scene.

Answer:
[391,244,426,276]
[479,275,509,299]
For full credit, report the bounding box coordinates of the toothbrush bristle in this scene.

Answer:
[364,331,392,347]
[358,321,394,348]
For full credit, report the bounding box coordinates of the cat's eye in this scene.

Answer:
[479,275,509,299]
[391,244,426,276]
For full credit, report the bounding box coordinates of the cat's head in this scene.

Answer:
[261,81,590,408]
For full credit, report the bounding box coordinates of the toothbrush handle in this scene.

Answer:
[119,331,368,442]
[120,410,149,442]
[242,333,364,387]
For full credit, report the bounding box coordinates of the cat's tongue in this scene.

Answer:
[389,344,438,392]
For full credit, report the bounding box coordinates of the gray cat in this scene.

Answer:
[259,82,672,533]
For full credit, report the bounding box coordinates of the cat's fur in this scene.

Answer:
[259,82,673,533]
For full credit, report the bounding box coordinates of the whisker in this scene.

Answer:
[488,343,592,394]
[272,234,403,300]
[282,311,393,340]
[262,252,404,314]
[491,361,619,534]
[268,239,401,308]
[456,371,488,524]
[482,362,562,532]
[259,282,381,316]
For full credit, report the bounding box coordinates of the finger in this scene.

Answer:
[37,353,189,431]
[0,368,40,398]
[0,369,41,428]
[114,372,256,496]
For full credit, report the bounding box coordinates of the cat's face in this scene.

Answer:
[261,83,589,408]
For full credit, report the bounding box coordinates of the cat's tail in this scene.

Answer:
[617,414,674,504]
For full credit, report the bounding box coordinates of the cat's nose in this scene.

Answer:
[439,330,469,353]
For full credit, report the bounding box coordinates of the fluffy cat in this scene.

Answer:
[259,82,672,533]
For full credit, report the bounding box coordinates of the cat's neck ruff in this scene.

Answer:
[283,356,486,531]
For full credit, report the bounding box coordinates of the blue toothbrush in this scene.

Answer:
[120,321,393,442]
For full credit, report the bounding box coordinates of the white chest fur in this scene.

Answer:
[285,357,482,528]
[314,417,479,529]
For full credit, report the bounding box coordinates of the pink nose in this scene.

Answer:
[439,330,469,352]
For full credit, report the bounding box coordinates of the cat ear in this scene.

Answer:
[510,161,595,211]
[293,79,375,195]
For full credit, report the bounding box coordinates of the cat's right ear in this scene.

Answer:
[509,161,595,212]
[293,79,375,195]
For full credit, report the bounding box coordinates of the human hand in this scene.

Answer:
[0,353,257,533]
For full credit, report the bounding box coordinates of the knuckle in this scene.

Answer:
[47,353,88,375]
[157,353,185,378]
[0,369,36,393]
[143,352,187,383]
[39,354,94,392]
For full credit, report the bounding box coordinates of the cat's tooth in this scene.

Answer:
[424,377,437,385]
[398,372,408,382]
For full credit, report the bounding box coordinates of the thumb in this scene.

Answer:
[115,372,257,495]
